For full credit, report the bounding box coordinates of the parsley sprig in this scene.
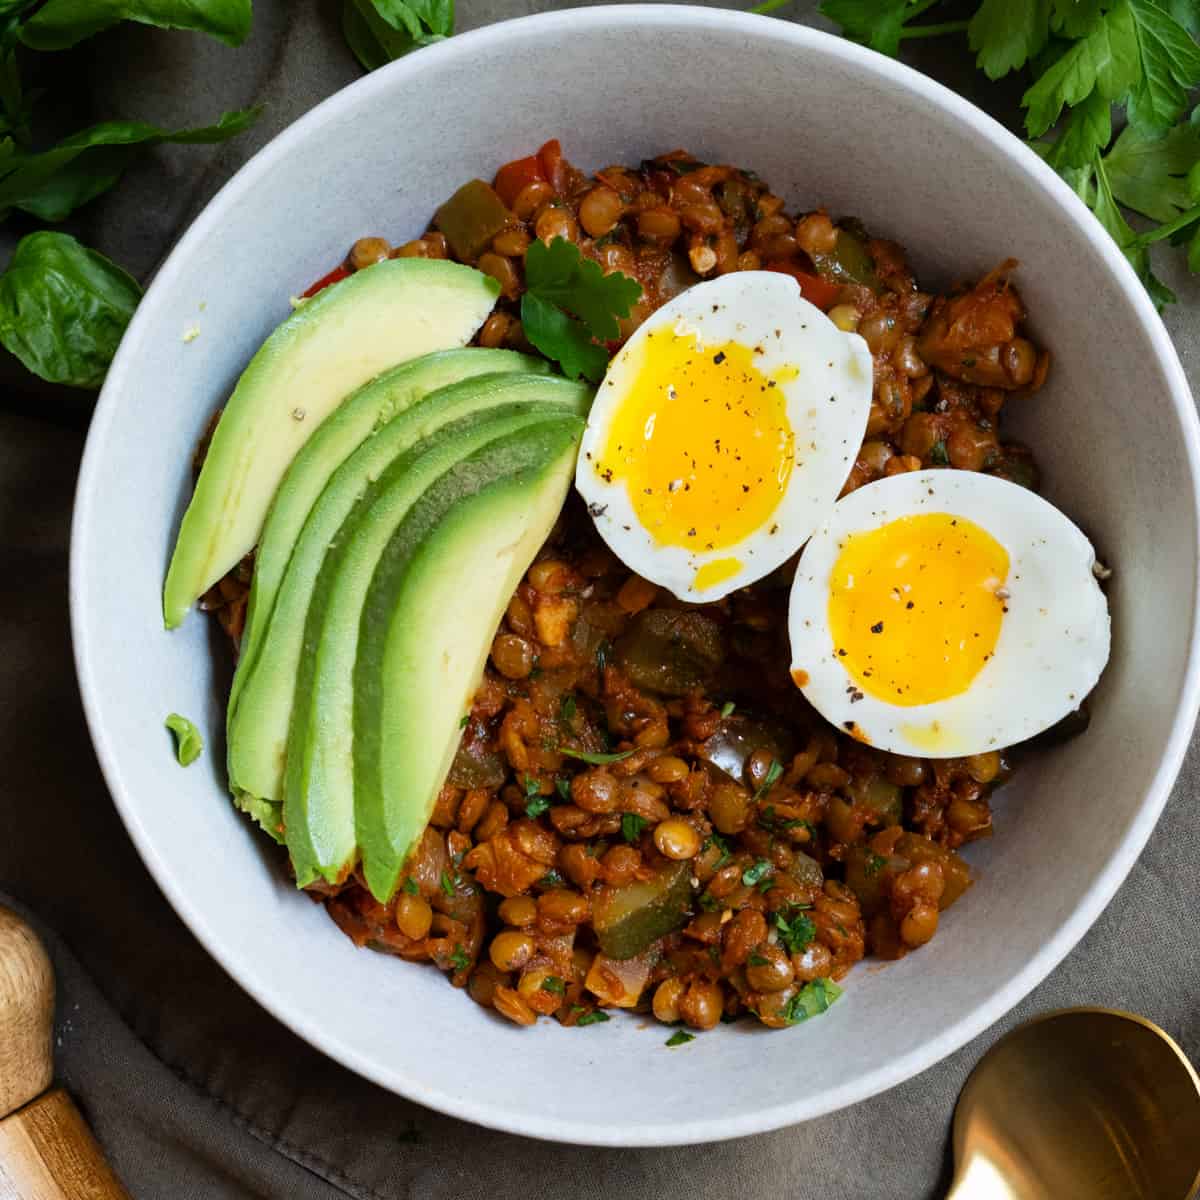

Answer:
[521,237,642,381]
[811,0,1200,308]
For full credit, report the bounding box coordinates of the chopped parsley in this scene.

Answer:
[439,871,456,898]
[864,852,888,878]
[459,714,470,729]
[555,777,572,802]
[559,694,577,723]
[742,859,773,887]
[538,869,565,889]
[720,700,736,718]
[576,1009,611,1026]
[774,906,816,955]
[524,774,551,818]
[665,1030,695,1046]
[621,813,649,843]
[748,952,770,967]
[930,439,949,466]
[782,978,843,1024]
[558,747,635,765]
[402,877,419,896]
[752,759,784,803]
[449,944,470,971]
[703,833,733,869]
[541,975,566,995]
[164,713,202,766]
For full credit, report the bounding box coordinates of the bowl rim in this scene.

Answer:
[70,3,1200,1147]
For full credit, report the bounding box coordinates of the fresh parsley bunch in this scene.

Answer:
[816,0,1200,308]
[0,0,257,388]
[342,0,454,71]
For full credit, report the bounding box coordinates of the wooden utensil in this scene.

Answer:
[0,906,130,1199]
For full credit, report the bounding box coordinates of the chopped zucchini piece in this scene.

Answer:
[593,860,692,959]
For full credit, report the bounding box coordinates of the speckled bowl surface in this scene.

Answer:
[71,6,1200,1146]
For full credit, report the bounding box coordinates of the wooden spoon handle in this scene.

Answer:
[0,1089,131,1200]
[0,907,131,1199]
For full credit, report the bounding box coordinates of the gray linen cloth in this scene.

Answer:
[1,3,1197,1196]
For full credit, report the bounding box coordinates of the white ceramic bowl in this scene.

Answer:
[71,5,1200,1146]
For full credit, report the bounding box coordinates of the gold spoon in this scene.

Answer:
[949,1007,1200,1199]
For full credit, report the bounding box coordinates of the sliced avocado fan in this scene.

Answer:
[228,372,589,821]
[283,386,590,889]
[163,259,500,629]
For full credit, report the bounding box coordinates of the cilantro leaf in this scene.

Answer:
[774,906,816,955]
[165,713,202,766]
[520,238,640,381]
[742,858,773,887]
[1103,118,1200,220]
[969,0,1051,81]
[1023,2,1142,137]
[524,236,641,341]
[1125,0,1200,135]
[521,291,610,383]
[448,944,470,971]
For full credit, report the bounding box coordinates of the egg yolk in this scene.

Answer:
[594,328,794,552]
[827,513,1009,707]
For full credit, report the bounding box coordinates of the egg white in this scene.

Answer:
[576,272,873,601]
[788,469,1111,757]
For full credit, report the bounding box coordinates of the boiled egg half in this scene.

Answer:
[576,272,873,601]
[788,469,1110,757]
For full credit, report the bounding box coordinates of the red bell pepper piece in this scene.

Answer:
[537,138,568,194]
[301,263,351,298]
[764,261,842,311]
[494,154,546,209]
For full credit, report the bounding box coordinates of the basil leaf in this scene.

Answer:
[0,108,258,222]
[165,713,202,766]
[0,233,141,387]
[21,0,252,50]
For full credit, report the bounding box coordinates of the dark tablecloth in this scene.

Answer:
[2,4,1198,1196]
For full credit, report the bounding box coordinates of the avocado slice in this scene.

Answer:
[353,416,584,902]
[163,259,500,629]
[286,403,586,888]
[228,372,589,818]
[230,348,547,717]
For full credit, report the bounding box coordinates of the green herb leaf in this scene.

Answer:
[1022,2,1142,138]
[665,1029,695,1047]
[864,852,888,878]
[520,237,640,380]
[752,759,784,804]
[539,869,565,889]
[1043,88,1114,169]
[341,0,449,71]
[555,777,572,802]
[1103,117,1200,220]
[557,747,635,765]
[748,952,770,967]
[818,0,914,57]
[402,877,419,895]
[165,713,202,766]
[459,714,470,729]
[526,796,551,818]
[621,813,649,843]
[720,700,736,718]
[1052,0,1104,37]
[1125,0,1200,135]
[774,906,816,955]
[595,640,612,673]
[704,832,733,868]
[560,694,577,723]
[541,975,566,995]
[21,0,252,50]
[928,439,950,466]
[0,232,141,388]
[782,977,844,1024]
[439,870,455,898]
[449,944,469,971]
[576,1010,611,1026]
[0,108,259,222]
[742,858,773,887]
[969,0,1051,81]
